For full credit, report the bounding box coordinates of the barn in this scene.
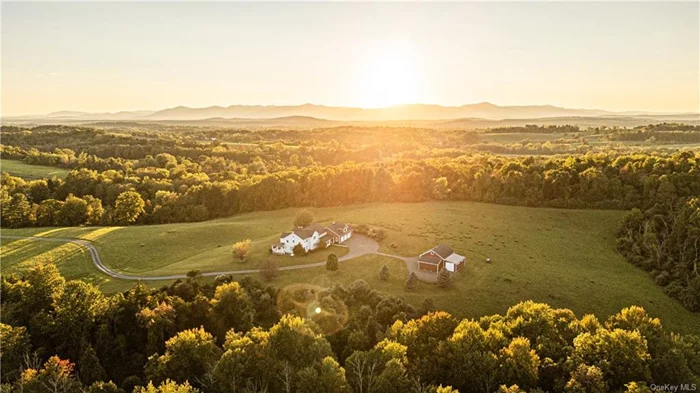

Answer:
[418,245,465,273]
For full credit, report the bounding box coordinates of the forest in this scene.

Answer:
[1,265,699,393]
[1,123,699,392]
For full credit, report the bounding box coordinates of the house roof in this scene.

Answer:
[292,223,327,239]
[320,233,332,242]
[272,242,284,248]
[432,244,454,259]
[327,223,351,238]
[280,232,293,239]
[418,253,443,264]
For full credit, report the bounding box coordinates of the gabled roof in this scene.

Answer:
[432,244,454,259]
[419,245,464,265]
[418,253,443,264]
[326,222,350,237]
[280,232,293,239]
[292,223,327,239]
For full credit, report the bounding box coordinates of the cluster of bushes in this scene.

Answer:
[2,266,699,392]
[355,224,386,242]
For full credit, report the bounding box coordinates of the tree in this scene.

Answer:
[437,269,451,288]
[625,382,653,393]
[439,320,503,392]
[379,264,390,281]
[145,327,222,386]
[0,323,30,382]
[52,281,105,361]
[293,243,306,257]
[432,177,451,200]
[231,239,251,262]
[36,199,64,226]
[326,253,339,271]
[87,381,123,393]
[2,193,33,227]
[83,195,105,225]
[260,260,279,281]
[295,357,348,393]
[572,328,652,390]
[78,345,107,385]
[565,364,607,393]
[498,337,539,389]
[114,191,145,224]
[58,194,89,226]
[405,272,418,291]
[134,380,199,393]
[210,282,254,340]
[38,356,79,393]
[294,209,314,227]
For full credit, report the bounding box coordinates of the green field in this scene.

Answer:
[0,159,70,179]
[2,201,699,334]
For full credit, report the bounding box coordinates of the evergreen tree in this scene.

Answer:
[437,269,452,288]
[326,253,339,271]
[379,264,390,281]
[405,272,418,290]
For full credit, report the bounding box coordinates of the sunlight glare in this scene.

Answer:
[354,42,420,108]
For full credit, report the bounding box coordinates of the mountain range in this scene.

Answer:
[4,103,697,128]
[17,102,694,121]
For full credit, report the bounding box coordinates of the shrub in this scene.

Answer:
[260,260,279,282]
[293,243,306,256]
[368,228,385,241]
[214,274,233,284]
[326,253,339,271]
[405,272,418,290]
[379,264,390,281]
[232,239,252,262]
[437,269,452,288]
[294,209,314,227]
[186,270,201,279]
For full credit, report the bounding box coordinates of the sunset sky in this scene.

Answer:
[2,2,698,116]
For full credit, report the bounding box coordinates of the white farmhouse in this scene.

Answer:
[271,222,353,255]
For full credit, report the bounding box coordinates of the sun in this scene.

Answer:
[354,44,420,108]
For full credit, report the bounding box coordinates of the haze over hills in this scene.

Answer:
[11,102,694,120]
[3,103,698,128]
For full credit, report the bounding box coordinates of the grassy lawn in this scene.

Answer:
[0,159,70,179]
[3,201,699,334]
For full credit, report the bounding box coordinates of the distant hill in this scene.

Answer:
[146,102,614,121]
[3,103,697,127]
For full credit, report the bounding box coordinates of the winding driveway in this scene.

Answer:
[0,234,437,282]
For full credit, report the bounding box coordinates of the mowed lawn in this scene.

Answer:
[2,201,699,334]
[1,159,70,179]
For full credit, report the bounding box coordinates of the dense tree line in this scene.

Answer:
[604,124,700,143]
[617,197,700,311]
[1,266,699,392]
[2,147,699,227]
[488,125,581,134]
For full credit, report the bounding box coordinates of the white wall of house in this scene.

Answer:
[280,233,304,254]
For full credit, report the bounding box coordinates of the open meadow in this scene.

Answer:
[0,158,70,179]
[3,200,699,334]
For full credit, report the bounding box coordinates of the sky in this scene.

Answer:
[2,2,699,116]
